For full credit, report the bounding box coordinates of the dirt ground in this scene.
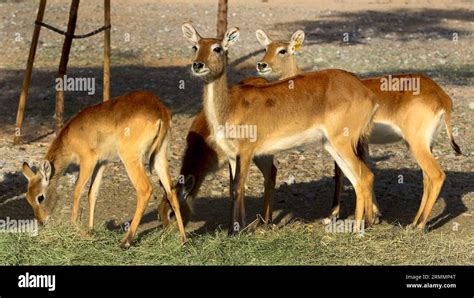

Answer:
[0,0,473,240]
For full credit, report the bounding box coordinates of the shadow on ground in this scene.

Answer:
[1,164,470,239]
[273,8,473,45]
[0,171,33,221]
[231,8,474,67]
[37,167,471,238]
[184,168,470,235]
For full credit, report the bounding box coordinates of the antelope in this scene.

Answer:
[255,29,462,229]
[256,29,304,80]
[179,23,379,234]
[157,31,304,226]
[157,106,276,227]
[21,91,187,248]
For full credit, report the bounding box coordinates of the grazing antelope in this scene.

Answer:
[255,29,462,229]
[21,91,187,248]
[180,23,379,234]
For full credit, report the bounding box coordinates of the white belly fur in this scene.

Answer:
[369,122,404,144]
[256,127,325,155]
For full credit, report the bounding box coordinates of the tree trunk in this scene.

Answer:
[216,0,228,39]
[55,0,80,134]
[103,0,111,101]
[13,0,47,144]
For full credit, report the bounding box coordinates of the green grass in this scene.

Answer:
[1,221,473,265]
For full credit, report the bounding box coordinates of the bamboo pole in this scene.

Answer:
[103,0,110,101]
[13,0,47,145]
[54,0,80,134]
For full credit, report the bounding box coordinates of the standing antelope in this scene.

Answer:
[255,29,462,229]
[180,23,379,234]
[157,31,304,226]
[21,91,187,248]
[157,103,275,227]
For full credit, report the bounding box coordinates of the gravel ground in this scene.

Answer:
[0,0,472,238]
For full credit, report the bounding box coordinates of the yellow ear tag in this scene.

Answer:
[293,42,301,52]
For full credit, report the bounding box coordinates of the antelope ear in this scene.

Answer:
[22,162,35,181]
[289,30,305,54]
[256,29,271,46]
[183,175,195,195]
[39,160,52,185]
[222,27,240,50]
[182,22,201,43]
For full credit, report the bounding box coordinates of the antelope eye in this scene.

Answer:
[213,47,222,53]
[37,194,45,204]
[279,49,287,55]
[192,45,198,52]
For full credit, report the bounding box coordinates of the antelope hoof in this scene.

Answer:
[120,240,131,250]
[416,223,428,232]
[373,213,381,225]
[120,234,133,249]
[353,221,365,235]
[257,216,272,226]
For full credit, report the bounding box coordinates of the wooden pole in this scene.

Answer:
[13,0,47,145]
[103,0,111,101]
[216,0,228,40]
[103,0,110,101]
[55,0,80,134]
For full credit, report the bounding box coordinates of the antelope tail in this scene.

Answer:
[354,103,379,159]
[444,109,462,155]
[148,119,169,174]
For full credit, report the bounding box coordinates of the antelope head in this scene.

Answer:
[21,161,53,224]
[182,22,240,82]
[255,29,305,79]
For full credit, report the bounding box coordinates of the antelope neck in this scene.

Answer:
[203,70,231,134]
[43,137,71,213]
[285,62,301,79]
